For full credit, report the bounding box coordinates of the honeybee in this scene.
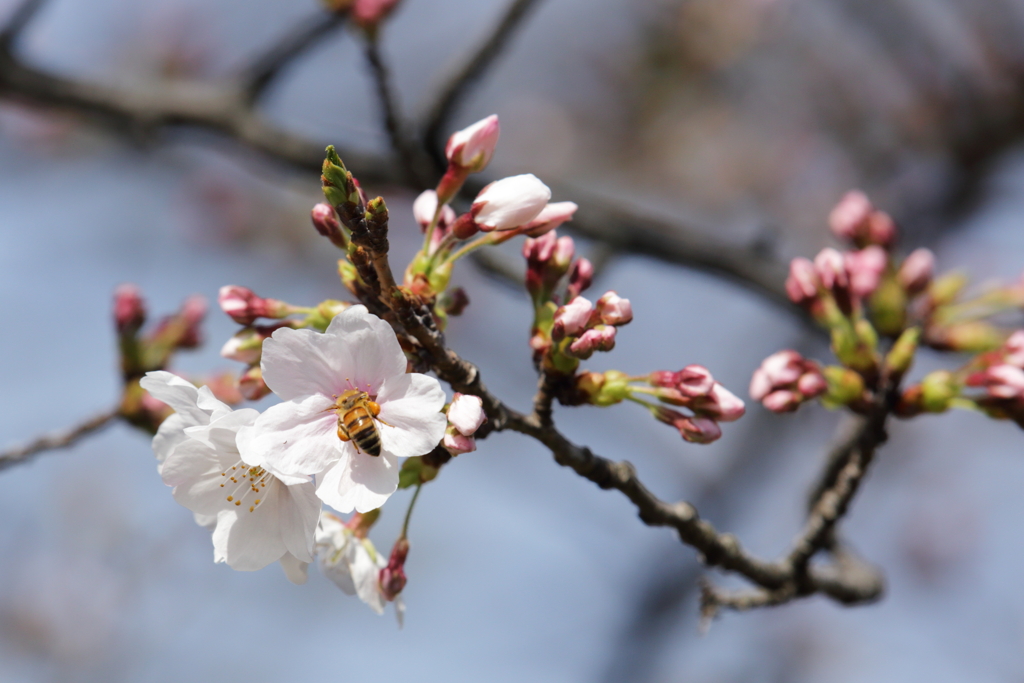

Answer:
[334,389,390,457]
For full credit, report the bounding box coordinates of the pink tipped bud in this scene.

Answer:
[217,285,289,325]
[311,203,346,248]
[749,369,772,402]
[867,211,896,247]
[114,284,146,334]
[786,258,819,304]
[451,213,480,240]
[523,201,578,237]
[814,248,848,291]
[1005,330,1024,367]
[763,389,801,413]
[443,429,476,455]
[675,365,715,398]
[969,364,1024,400]
[759,350,804,386]
[828,191,873,242]
[471,174,551,231]
[596,291,633,326]
[238,365,271,401]
[379,538,410,602]
[445,115,500,172]
[568,325,616,359]
[797,371,828,397]
[846,246,888,298]
[701,383,746,422]
[567,258,594,300]
[553,296,595,339]
[412,189,457,231]
[447,393,487,436]
[352,0,402,29]
[220,326,275,365]
[897,248,935,295]
[523,231,558,264]
[679,416,722,444]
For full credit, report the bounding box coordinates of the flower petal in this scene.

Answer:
[277,480,320,563]
[325,305,406,395]
[237,394,341,477]
[377,374,447,458]
[212,493,286,571]
[316,451,399,513]
[260,327,355,401]
[279,553,310,585]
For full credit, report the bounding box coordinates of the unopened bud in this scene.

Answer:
[929,272,968,306]
[379,538,410,602]
[846,246,888,299]
[695,383,746,422]
[352,0,403,31]
[920,370,959,412]
[445,115,500,173]
[567,258,594,300]
[443,429,476,455]
[942,321,1005,353]
[567,325,616,359]
[828,191,873,242]
[412,190,456,232]
[218,285,290,325]
[220,327,267,365]
[311,202,346,249]
[437,287,469,317]
[786,258,819,305]
[596,291,633,326]
[177,295,207,348]
[114,283,146,335]
[579,370,629,406]
[822,366,866,407]
[238,365,272,401]
[553,296,595,340]
[523,201,578,237]
[797,371,828,397]
[763,389,801,413]
[885,327,920,378]
[866,211,896,247]
[471,174,551,231]
[814,248,848,290]
[897,248,934,295]
[447,393,486,436]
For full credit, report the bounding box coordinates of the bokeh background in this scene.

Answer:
[2,0,1024,680]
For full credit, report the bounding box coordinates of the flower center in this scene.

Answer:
[218,460,273,513]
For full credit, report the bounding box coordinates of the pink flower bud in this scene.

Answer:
[567,258,594,300]
[217,285,288,325]
[352,0,402,29]
[311,203,346,248]
[412,190,456,231]
[1005,330,1024,367]
[568,325,616,359]
[649,371,677,388]
[523,201,578,237]
[701,383,746,422]
[447,393,486,436]
[846,246,888,298]
[786,258,819,304]
[238,365,271,401]
[969,364,1024,400]
[114,283,146,334]
[443,430,476,455]
[679,416,722,444]
[445,115,500,172]
[867,211,896,247]
[220,326,275,365]
[797,371,828,397]
[749,369,772,402]
[523,231,558,264]
[897,248,935,295]
[471,174,551,231]
[763,389,801,413]
[554,296,595,338]
[759,350,804,386]
[828,190,873,242]
[596,291,633,326]
[177,295,207,348]
[379,537,410,602]
[552,236,575,270]
[814,248,848,291]
[451,213,480,240]
[675,365,715,398]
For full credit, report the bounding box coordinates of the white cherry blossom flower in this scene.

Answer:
[239,305,447,513]
[140,371,232,465]
[152,386,320,571]
[316,512,404,625]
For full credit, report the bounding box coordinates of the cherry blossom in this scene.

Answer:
[239,305,447,513]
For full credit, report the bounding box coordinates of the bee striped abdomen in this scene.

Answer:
[344,409,382,456]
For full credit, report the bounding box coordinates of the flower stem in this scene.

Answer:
[422,205,443,255]
[401,482,423,539]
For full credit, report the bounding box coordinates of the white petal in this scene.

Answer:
[276,480,320,563]
[279,553,310,585]
[377,374,447,458]
[316,451,399,513]
[237,395,342,477]
[152,412,190,465]
[161,440,233,515]
[212,489,286,571]
[324,305,406,395]
[184,408,259,452]
[195,385,233,421]
[140,371,204,416]
[350,540,386,614]
[260,327,355,401]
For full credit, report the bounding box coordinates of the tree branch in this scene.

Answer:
[0,0,46,50]
[0,409,120,471]
[239,10,348,104]
[422,0,543,163]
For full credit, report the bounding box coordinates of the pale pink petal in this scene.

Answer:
[238,394,341,476]
[316,452,400,514]
[324,305,406,395]
[376,374,447,458]
[447,393,486,436]
[261,327,355,401]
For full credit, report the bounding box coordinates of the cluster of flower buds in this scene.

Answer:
[786,245,888,316]
[550,291,633,360]
[749,350,828,413]
[443,393,487,455]
[954,331,1024,422]
[575,366,745,445]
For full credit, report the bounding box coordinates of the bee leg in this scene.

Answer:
[367,401,395,428]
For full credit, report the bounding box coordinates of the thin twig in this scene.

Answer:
[0,409,120,471]
[363,36,427,188]
[240,11,348,104]
[422,0,543,164]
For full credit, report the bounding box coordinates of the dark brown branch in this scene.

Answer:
[363,36,428,188]
[0,409,120,471]
[422,0,543,163]
[240,11,348,104]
